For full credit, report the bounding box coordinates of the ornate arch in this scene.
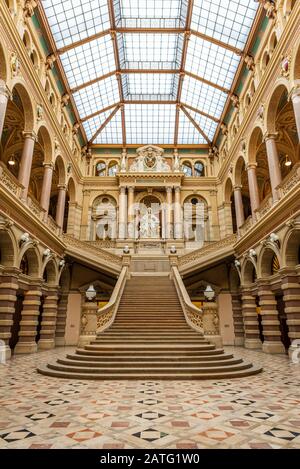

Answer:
[11,81,35,132]
[241,257,258,285]
[258,242,281,278]
[18,243,41,277]
[282,227,300,267]
[42,257,58,285]
[0,226,17,267]
[265,81,290,134]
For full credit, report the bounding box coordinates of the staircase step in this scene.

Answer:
[58,358,243,368]
[67,353,234,362]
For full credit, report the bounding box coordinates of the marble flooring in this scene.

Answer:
[0,346,300,449]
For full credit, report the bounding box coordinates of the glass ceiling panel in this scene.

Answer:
[115,0,188,28]
[118,34,183,70]
[60,35,115,89]
[125,104,176,145]
[122,73,178,101]
[82,109,116,141]
[94,109,123,145]
[41,0,110,49]
[178,110,206,145]
[191,0,258,49]
[181,76,227,119]
[185,109,219,141]
[73,76,120,119]
[185,35,240,89]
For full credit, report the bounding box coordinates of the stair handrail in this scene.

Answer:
[96,265,128,333]
[171,265,204,334]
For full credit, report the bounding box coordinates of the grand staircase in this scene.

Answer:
[38,276,262,379]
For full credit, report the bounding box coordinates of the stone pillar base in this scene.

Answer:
[244,338,262,349]
[234,337,245,346]
[288,343,300,361]
[262,341,285,354]
[55,337,66,347]
[205,335,222,348]
[78,335,96,347]
[0,344,11,362]
[38,339,55,350]
[14,342,37,354]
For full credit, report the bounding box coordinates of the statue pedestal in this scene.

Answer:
[202,301,223,348]
[78,302,98,347]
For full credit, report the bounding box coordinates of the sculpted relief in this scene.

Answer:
[129,145,170,173]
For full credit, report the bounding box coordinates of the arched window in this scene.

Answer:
[194,161,205,177]
[182,161,192,176]
[96,161,106,176]
[108,161,118,176]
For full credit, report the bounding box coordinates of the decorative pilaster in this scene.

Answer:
[233,185,245,229]
[127,186,135,239]
[0,270,19,360]
[40,163,54,214]
[55,292,68,346]
[241,289,262,349]
[257,281,285,354]
[281,270,300,355]
[0,81,11,140]
[264,133,282,202]
[80,189,91,240]
[174,186,182,239]
[56,184,67,228]
[18,131,37,199]
[14,283,42,354]
[247,163,260,217]
[166,187,173,239]
[118,187,127,239]
[38,288,58,349]
[231,291,245,346]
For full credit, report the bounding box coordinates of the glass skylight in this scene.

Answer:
[60,35,115,89]
[73,76,120,119]
[181,76,228,119]
[94,109,123,145]
[41,0,110,49]
[178,111,206,145]
[191,0,258,49]
[125,104,176,144]
[185,35,240,89]
[41,0,259,145]
[119,34,183,70]
[115,0,188,28]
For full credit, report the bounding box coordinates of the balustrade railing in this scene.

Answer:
[178,234,237,268]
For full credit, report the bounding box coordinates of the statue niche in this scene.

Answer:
[129,145,170,172]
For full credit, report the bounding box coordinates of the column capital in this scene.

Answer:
[0,82,12,99]
[119,186,126,194]
[263,132,278,142]
[174,186,181,194]
[57,184,67,191]
[127,186,134,193]
[290,85,300,100]
[234,184,242,191]
[82,189,91,196]
[22,130,37,141]
[43,162,54,170]
[166,187,173,193]
[247,162,257,171]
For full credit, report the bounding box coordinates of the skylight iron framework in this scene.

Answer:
[39,0,262,147]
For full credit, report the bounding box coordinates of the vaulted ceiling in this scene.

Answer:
[41,0,259,146]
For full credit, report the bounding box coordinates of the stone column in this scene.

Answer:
[14,283,42,354]
[18,131,37,199]
[80,189,91,240]
[0,270,19,360]
[291,86,300,142]
[281,269,300,355]
[55,292,68,346]
[247,163,260,217]
[127,186,135,239]
[118,186,127,239]
[0,81,10,140]
[38,288,58,349]
[241,289,262,349]
[264,133,282,202]
[40,163,54,214]
[166,187,173,239]
[174,186,182,239]
[233,185,245,229]
[209,189,220,241]
[231,291,245,346]
[56,184,67,228]
[257,281,285,354]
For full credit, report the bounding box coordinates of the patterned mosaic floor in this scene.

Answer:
[0,347,300,449]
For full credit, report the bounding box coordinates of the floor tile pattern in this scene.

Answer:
[0,347,299,449]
